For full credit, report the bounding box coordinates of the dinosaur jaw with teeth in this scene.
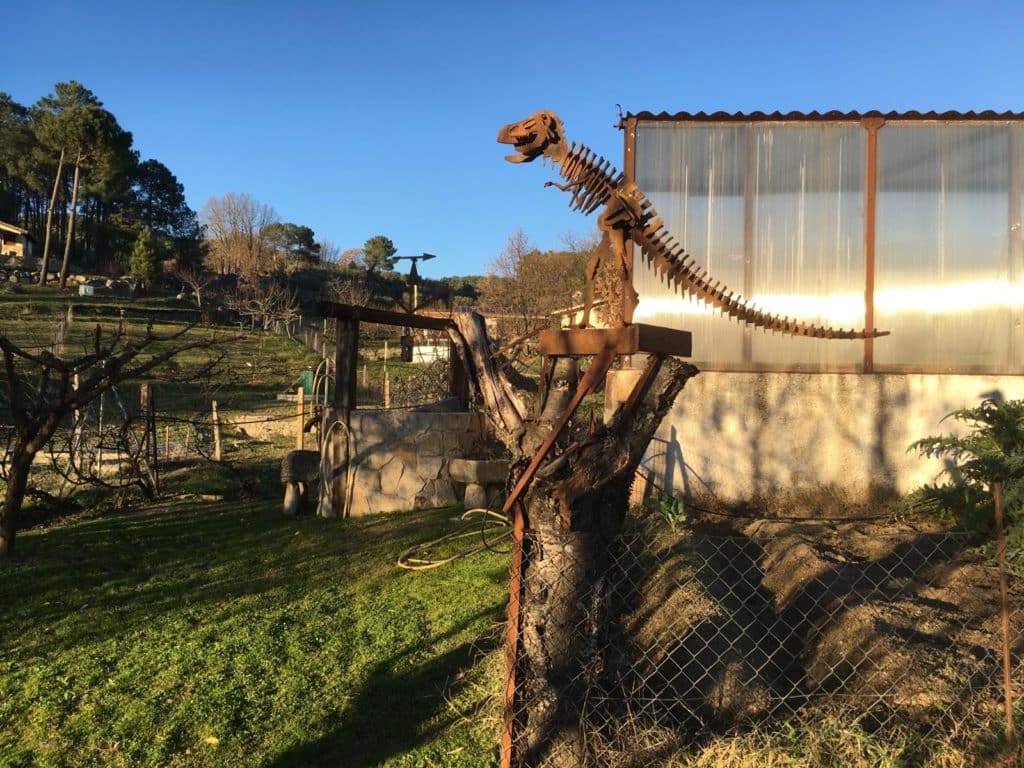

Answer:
[497,110,565,164]
[497,125,543,163]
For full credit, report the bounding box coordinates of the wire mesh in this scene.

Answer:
[505,519,1022,767]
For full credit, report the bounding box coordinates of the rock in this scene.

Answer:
[449,458,509,485]
[464,483,488,509]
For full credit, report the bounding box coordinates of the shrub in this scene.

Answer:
[908,397,1024,571]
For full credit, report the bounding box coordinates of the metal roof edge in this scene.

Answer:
[619,109,1024,127]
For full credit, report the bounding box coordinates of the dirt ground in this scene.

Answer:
[595,506,1022,758]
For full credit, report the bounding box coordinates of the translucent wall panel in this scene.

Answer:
[633,124,746,366]
[749,125,866,367]
[875,124,1023,371]
[633,122,866,369]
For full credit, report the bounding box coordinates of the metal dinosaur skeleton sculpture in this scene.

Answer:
[498,110,888,340]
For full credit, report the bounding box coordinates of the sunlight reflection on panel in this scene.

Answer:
[634,120,1024,371]
[634,279,1023,325]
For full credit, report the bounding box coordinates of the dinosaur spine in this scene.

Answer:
[552,144,885,340]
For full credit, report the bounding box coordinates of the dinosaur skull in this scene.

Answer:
[497,110,565,163]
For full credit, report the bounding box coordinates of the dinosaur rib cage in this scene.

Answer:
[555,143,887,340]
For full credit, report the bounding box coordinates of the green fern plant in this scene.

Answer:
[908,397,1024,572]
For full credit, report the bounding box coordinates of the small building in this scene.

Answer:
[0,220,35,263]
[613,110,1024,501]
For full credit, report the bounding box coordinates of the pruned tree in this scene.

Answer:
[171,263,215,309]
[445,311,698,766]
[316,240,341,264]
[224,279,300,333]
[325,275,373,308]
[0,323,234,558]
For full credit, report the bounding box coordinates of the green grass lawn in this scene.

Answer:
[0,464,508,767]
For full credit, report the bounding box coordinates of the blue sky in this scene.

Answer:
[5,0,1021,279]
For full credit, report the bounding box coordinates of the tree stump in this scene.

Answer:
[446,311,699,767]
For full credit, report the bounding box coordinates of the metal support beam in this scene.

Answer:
[862,117,885,373]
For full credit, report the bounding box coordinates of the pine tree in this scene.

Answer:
[128,226,159,288]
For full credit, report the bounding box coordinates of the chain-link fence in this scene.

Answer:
[505,517,1023,767]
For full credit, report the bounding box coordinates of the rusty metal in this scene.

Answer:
[742,126,756,365]
[500,499,526,768]
[498,110,889,340]
[862,117,885,373]
[993,482,1018,747]
[619,108,1024,127]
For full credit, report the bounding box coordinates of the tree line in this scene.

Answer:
[0,82,201,286]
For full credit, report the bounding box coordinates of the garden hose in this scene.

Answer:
[397,508,511,571]
[318,417,357,519]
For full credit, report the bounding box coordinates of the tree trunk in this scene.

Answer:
[38,148,65,285]
[446,311,698,767]
[512,357,697,767]
[58,153,81,289]
[0,445,35,559]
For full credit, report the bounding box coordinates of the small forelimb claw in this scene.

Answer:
[544,179,582,193]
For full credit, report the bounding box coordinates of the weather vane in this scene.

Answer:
[391,252,437,311]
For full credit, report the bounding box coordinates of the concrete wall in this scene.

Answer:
[341,407,485,516]
[607,369,1024,502]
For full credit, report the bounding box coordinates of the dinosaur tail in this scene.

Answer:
[630,195,887,340]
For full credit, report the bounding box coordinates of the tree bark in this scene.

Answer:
[58,152,81,289]
[514,356,697,766]
[38,148,65,285]
[447,311,698,767]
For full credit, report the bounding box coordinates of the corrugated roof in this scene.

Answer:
[621,109,1024,126]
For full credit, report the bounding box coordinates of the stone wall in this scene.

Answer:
[325,405,486,516]
[607,369,1024,502]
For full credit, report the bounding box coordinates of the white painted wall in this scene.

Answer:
[608,370,1024,502]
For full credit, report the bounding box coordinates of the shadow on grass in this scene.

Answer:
[1,462,468,654]
[271,622,501,768]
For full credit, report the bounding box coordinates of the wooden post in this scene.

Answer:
[383,369,391,408]
[139,384,150,464]
[330,316,359,517]
[296,386,305,450]
[148,384,158,494]
[96,392,104,477]
[361,363,368,388]
[71,373,81,472]
[164,426,170,459]
[994,482,1018,747]
[448,340,470,408]
[211,400,222,461]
